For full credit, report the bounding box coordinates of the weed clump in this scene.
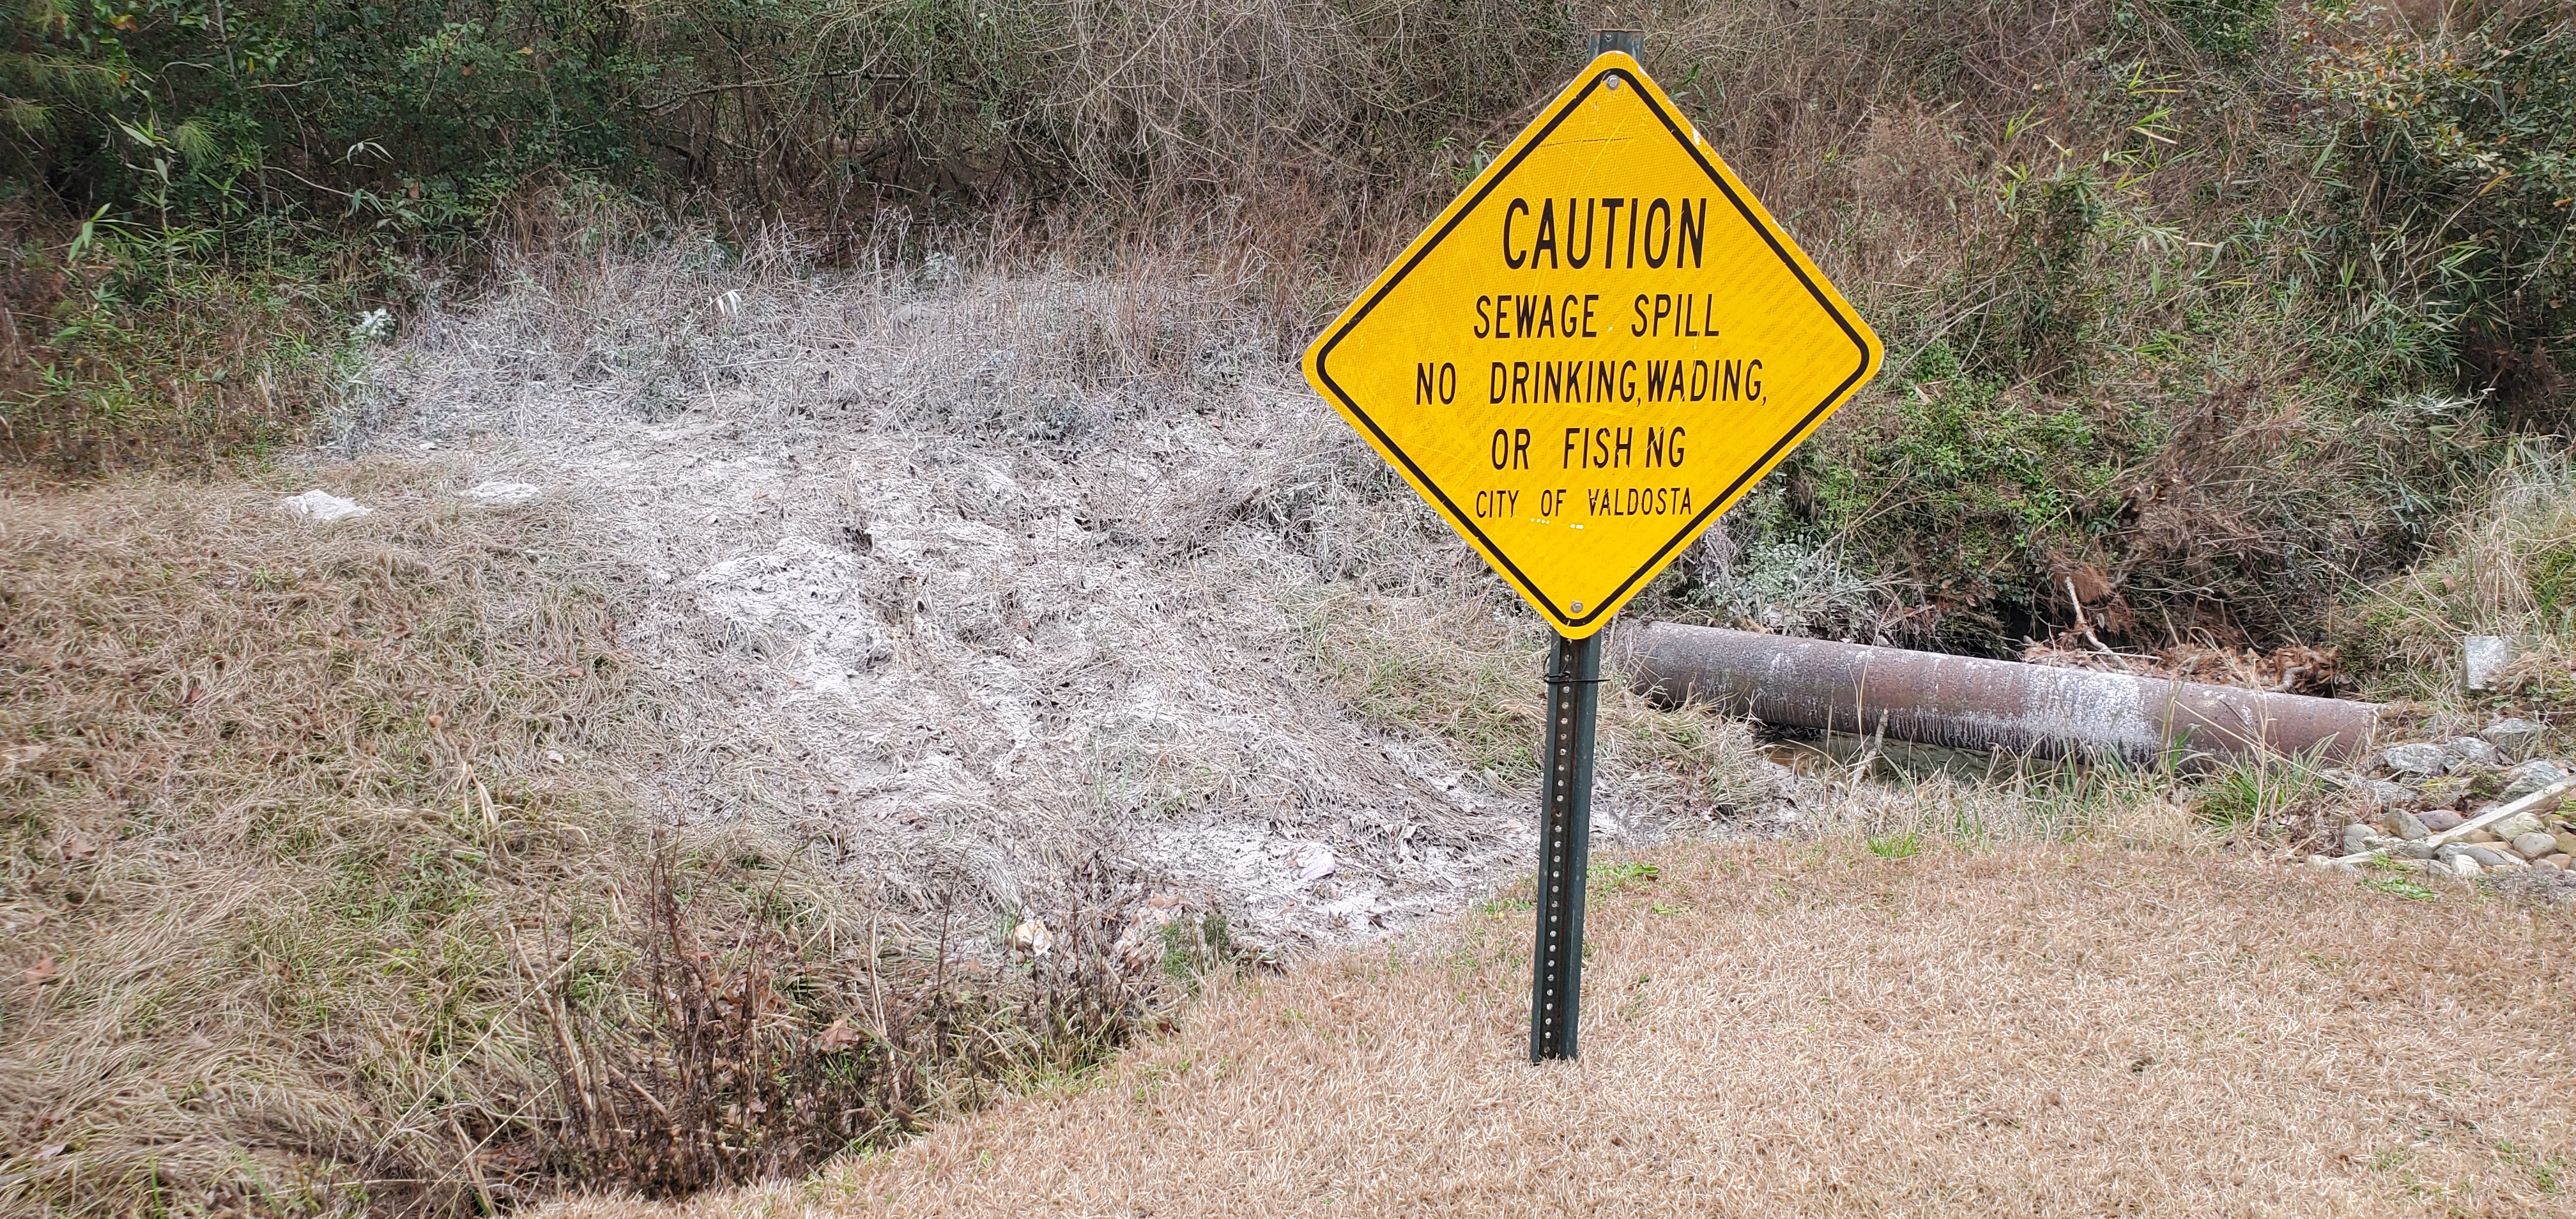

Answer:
[2335,448,2576,703]
[1288,586,1774,817]
[2157,0,2279,61]
[2190,750,2326,831]
[1866,831,1924,860]
[2308,10,2576,427]
[1,213,365,472]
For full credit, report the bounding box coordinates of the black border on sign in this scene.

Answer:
[1312,65,1874,632]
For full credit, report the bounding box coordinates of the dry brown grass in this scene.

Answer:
[0,466,1174,1215]
[2336,450,2576,714]
[0,463,645,1211]
[544,842,2576,1218]
[1289,587,1775,822]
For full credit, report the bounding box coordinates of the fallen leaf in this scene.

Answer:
[23,956,58,986]
[60,836,95,862]
[1300,852,1337,882]
[34,1143,65,1160]
[1009,918,1054,958]
[816,1016,862,1053]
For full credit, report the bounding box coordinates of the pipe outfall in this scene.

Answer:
[1615,622,2380,764]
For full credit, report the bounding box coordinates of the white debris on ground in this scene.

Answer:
[2306,716,2576,903]
[458,480,542,505]
[278,489,372,522]
[341,244,1779,947]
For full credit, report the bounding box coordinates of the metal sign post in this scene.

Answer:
[1587,27,1642,59]
[1529,630,1602,1061]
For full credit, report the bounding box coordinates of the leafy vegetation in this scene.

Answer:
[2358,872,2438,901]
[2155,0,2281,60]
[1587,861,1661,896]
[1,214,358,470]
[2308,10,2576,424]
[1639,3,2576,654]
[2192,748,2326,829]
[3,2,2571,661]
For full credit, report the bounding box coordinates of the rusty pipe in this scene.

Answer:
[1614,622,2380,763]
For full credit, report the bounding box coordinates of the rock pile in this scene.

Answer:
[2308,711,2576,891]
[2308,718,2576,896]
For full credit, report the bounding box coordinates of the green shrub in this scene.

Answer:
[1985,167,2106,385]
[1643,7,2564,654]
[1,216,358,470]
[2308,12,2576,424]
[1759,346,2140,649]
[4,0,1582,241]
[3,0,2568,665]
[2161,0,2277,59]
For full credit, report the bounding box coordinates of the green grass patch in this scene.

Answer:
[1588,861,1660,896]
[2191,749,2326,831]
[1287,590,1542,789]
[1867,831,1924,861]
[2359,875,2437,902]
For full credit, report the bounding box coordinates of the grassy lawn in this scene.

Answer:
[550,841,2576,1218]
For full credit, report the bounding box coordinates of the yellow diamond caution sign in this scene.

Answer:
[1302,52,1882,638]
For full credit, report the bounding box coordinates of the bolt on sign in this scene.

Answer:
[1301,50,1883,638]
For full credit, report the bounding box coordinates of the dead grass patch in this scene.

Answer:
[0,468,1170,1215]
[0,464,638,1211]
[1807,758,2202,851]
[1287,587,1774,820]
[2338,448,2576,715]
[544,842,2576,1218]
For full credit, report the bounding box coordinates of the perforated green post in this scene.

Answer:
[1529,630,1601,1062]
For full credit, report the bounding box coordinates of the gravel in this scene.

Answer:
[2438,843,2517,869]
[2309,729,2576,901]
[2501,759,2568,802]
[2366,779,2420,809]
